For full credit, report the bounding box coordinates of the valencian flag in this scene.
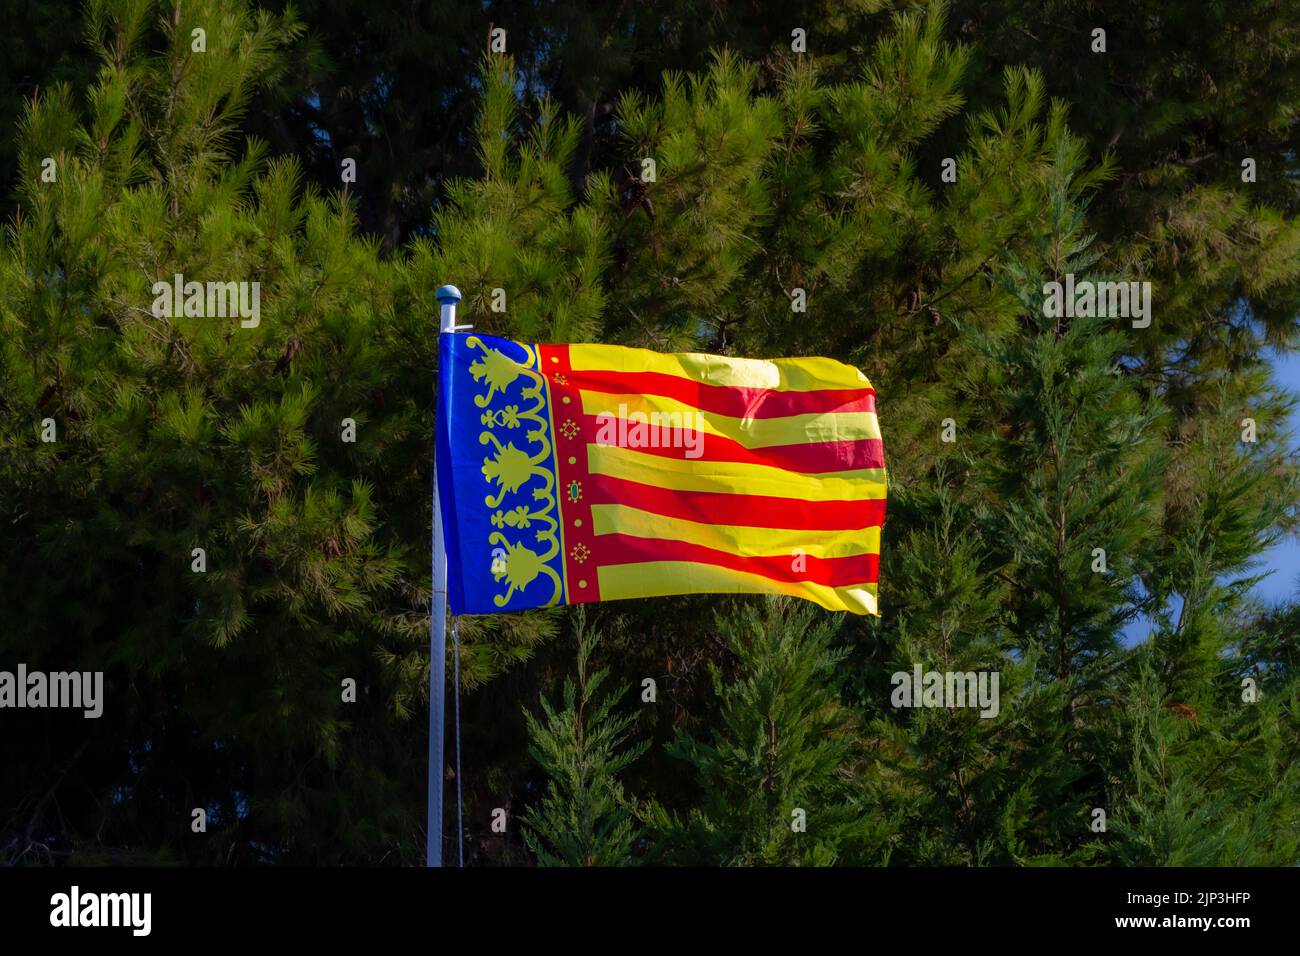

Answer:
[436,332,886,616]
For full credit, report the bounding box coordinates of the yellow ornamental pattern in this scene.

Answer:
[468,336,563,608]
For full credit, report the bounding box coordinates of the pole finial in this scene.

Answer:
[436,284,462,305]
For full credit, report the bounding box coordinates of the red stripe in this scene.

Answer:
[566,368,875,419]
[597,534,880,587]
[582,414,884,472]
[539,343,602,605]
[588,473,885,530]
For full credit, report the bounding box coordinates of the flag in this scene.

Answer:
[436,332,886,616]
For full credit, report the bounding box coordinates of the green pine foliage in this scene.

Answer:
[2,0,1297,865]
[521,608,647,866]
[1109,654,1300,866]
[646,598,890,865]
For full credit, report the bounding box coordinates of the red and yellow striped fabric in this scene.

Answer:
[537,342,886,615]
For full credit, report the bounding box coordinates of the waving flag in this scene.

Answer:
[436,332,886,616]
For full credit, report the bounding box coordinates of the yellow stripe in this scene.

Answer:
[597,561,879,615]
[591,503,881,559]
[569,343,873,392]
[580,391,880,447]
[588,444,885,501]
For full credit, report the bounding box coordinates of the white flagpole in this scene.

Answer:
[428,283,462,868]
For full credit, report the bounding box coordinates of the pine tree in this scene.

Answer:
[647,598,889,865]
[521,608,647,866]
[4,0,1298,867]
[1108,653,1300,866]
[1,0,427,863]
[868,479,1068,865]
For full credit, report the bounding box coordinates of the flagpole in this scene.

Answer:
[428,283,462,868]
